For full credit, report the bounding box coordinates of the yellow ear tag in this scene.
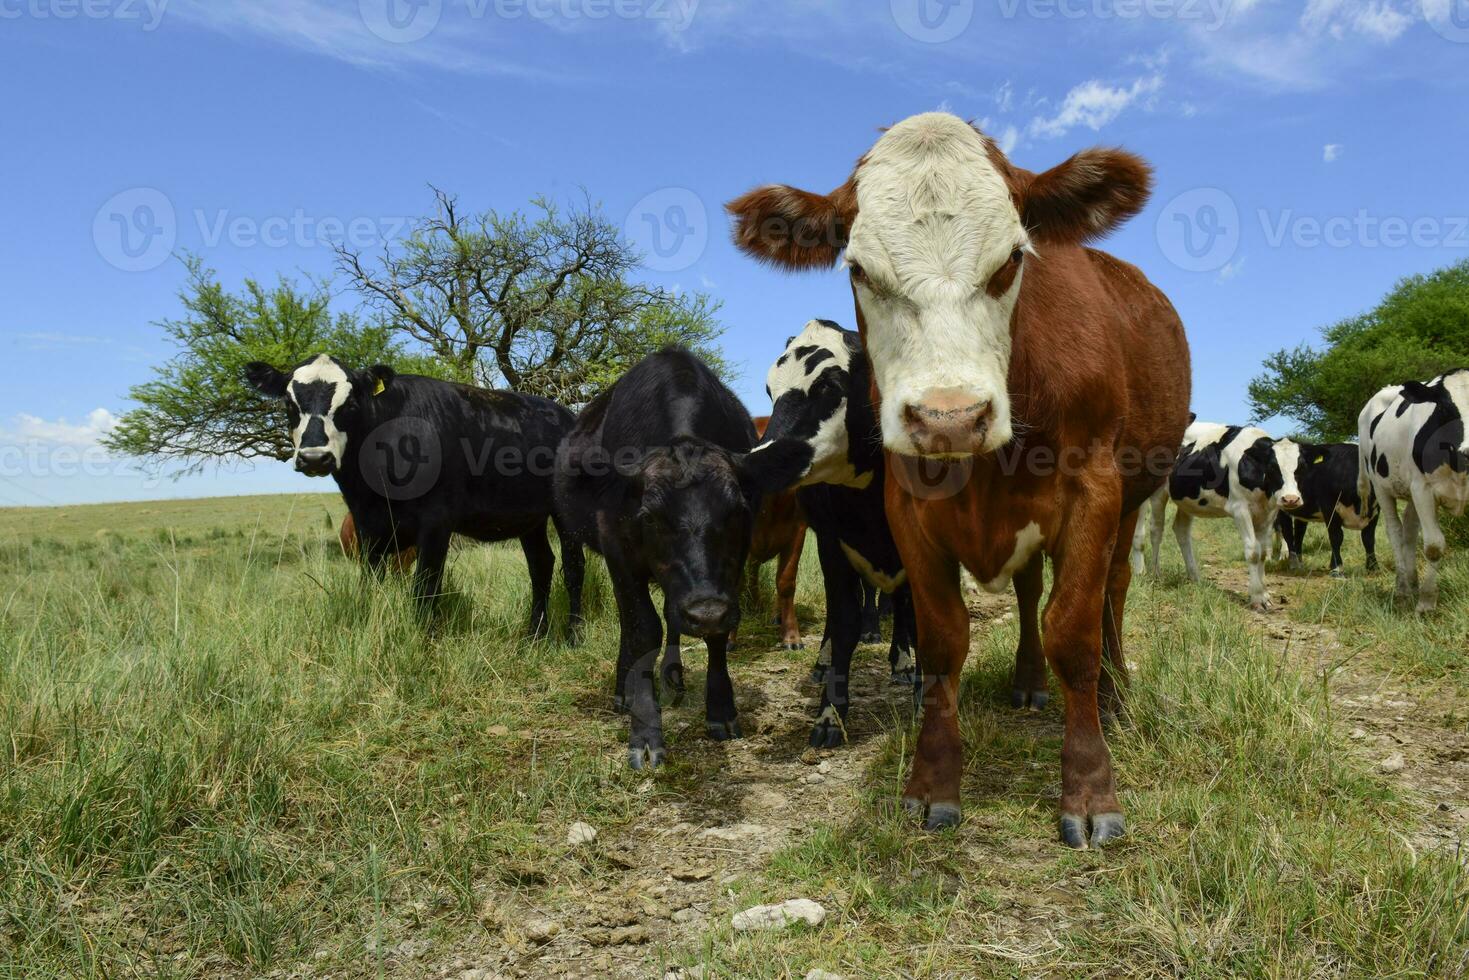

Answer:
[373,379,386,397]
[1313,454,1325,464]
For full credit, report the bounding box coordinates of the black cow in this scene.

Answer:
[1270,443,1379,576]
[245,355,584,633]
[755,319,923,748]
[553,348,805,768]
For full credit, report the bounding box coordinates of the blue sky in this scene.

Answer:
[2,0,1467,506]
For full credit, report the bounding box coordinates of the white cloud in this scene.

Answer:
[1301,0,1412,39]
[1216,257,1246,283]
[1323,143,1344,162]
[2,409,119,449]
[1027,75,1163,140]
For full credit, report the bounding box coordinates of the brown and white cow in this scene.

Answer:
[728,112,1191,847]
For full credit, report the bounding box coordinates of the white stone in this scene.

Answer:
[1380,753,1407,773]
[566,822,598,845]
[805,971,846,980]
[731,899,826,931]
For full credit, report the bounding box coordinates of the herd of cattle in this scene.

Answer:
[243,113,1469,848]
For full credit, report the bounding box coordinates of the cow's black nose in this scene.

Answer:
[678,596,734,637]
[295,449,334,476]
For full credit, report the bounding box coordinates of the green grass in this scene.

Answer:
[1,498,1465,977]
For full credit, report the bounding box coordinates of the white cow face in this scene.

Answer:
[1270,439,1305,511]
[759,319,866,487]
[845,114,1028,458]
[245,355,393,477]
[726,111,1154,461]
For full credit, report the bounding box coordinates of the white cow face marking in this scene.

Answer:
[284,355,354,476]
[845,113,1028,459]
[1271,439,1304,511]
[760,320,871,488]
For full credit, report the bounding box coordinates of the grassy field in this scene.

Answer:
[1,494,1465,978]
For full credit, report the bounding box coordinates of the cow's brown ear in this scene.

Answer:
[1022,148,1152,246]
[725,180,856,271]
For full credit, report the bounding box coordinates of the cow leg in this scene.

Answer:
[1172,511,1201,583]
[412,526,452,615]
[553,516,586,641]
[614,577,665,769]
[1050,507,1125,849]
[1393,499,1422,605]
[1408,481,1444,613]
[900,545,967,830]
[1290,518,1310,572]
[520,526,555,639]
[888,586,917,687]
[1231,505,1271,611]
[810,530,863,748]
[1362,515,1380,572]
[703,632,741,740]
[1147,488,1168,577]
[1326,516,1346,577]
[775,530,805,650]
[860,583,882,643]
[1270,511,1287,563]
[1010,553,1048,711]
[1099,509,1138,724]
[1129,499,1149,574]
[659,597,686,701]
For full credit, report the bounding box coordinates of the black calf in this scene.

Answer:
[245,355,583,633]
[553,348,805,769]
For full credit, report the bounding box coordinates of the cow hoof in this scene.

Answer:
[809,719,846,749]
[1059,814,1089,849]
[706,719,743,741]
[891,669,917,687]
[612,694,629,716]
[1249,599,1272,613]
[782,640,805,651]
[627,742,666,770]
[1011,689,1049,711]
[1090,812,1126,847]
[1329,567,1345,579]
[861,631,882,644]
[1365,558,1380,572]
[808,665,828,685]
[924,803,962,831]
[1416,601,1438,615]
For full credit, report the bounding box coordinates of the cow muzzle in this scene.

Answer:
[295,449,337,477]
[677,594,737,638]
[1279,493,1303,511]
[901,389,993,457]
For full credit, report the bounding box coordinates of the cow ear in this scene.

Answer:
[1235,451,1263,487]
[1401,380,1435,401]
[244,361,290,398]
[736,439,813,498]
[725,180,856,271]
[1022,148,1152,246]
[363,364,396,397]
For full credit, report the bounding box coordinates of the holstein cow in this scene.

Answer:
[554,348,805,768]
[1136,422,1303,610]
[245,355,584,633]
[658,415,809,697]
[728,113,1191,846]
[1269,443,1379,576]
[1360,370,1469,612]
[755,318,922,748]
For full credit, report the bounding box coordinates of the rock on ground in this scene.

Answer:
[731,899,826,931]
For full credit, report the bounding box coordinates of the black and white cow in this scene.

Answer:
[553,348,805,768]
[755,319,922,747]
[1134,421,1304,610]
[1269,442,1378,576]
[245,355,584,632]
[1360,370,1469,612]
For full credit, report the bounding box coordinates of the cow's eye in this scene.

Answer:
[1010,248,1025,265]
[848,262,868,283]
